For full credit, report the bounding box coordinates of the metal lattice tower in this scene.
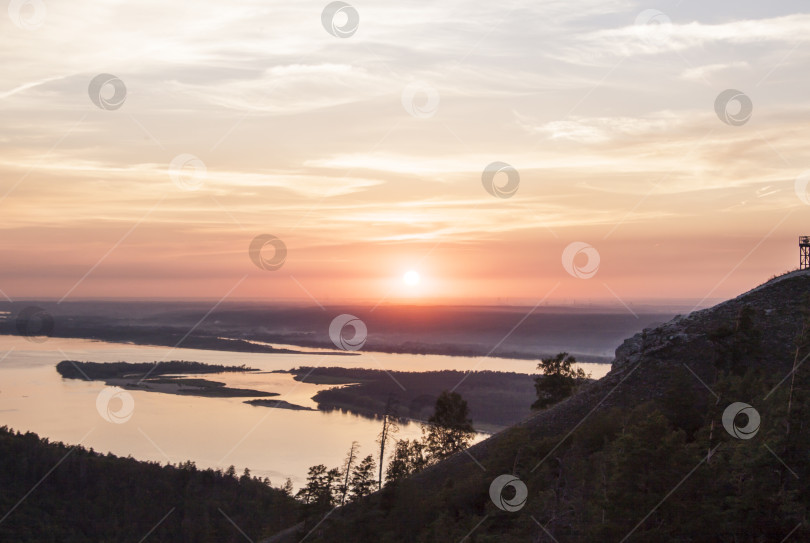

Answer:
[801,236,810,270]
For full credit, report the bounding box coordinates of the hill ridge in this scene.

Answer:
[267,270,810,542]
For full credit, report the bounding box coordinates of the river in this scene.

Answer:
[0,335,610,488]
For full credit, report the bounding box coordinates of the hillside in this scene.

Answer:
[0,427,301,542]
[283,271,810,542]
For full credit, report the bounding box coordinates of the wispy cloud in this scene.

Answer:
[1,0,808,301]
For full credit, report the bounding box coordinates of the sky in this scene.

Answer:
[2,0,810,307]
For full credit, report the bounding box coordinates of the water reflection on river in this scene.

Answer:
[0,335,609,487]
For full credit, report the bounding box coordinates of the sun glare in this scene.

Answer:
[403,270,421,286]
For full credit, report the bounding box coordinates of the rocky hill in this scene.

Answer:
[612,269,809,376]
[414,270,808,475]
[286,270,810,542]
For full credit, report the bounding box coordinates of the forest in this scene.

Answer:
[0,426,300,542]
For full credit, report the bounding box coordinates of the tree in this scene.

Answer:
[325,467,342,505]
[423,391,475,462]
[532,352,588,410]
[377,396,399,490]
[295,464,339,508]
[385,438,428,485]
[349,455,377,500]
[339,441,360,505]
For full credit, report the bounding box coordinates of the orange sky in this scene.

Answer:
[2,1,810,307]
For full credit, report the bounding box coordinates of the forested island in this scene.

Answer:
[245,399,316,411]
[286,366,548,431]
[56,360,279,398]
[56,360,258,379]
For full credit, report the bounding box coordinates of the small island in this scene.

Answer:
[244,399,315,411]
[56,360,279,398]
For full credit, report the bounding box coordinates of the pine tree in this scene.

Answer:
[385,439,428,485]
[296,464,332,507]
[349,455,377,500]
[423,391,475,462]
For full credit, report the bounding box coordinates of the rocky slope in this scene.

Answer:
[449,270,808,468]
[273,270,810,541]
[612,269,809,375]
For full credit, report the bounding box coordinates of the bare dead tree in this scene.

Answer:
[377,395,399,490]
[340,441,359,505]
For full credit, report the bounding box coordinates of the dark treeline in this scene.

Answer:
[0,427,300,542]
[296,391,476,521]
[56,360,257,380]
[291,367,540,429]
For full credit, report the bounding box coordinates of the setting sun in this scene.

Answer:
[403,270,421,286]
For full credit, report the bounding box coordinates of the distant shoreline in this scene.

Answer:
[0,330,613,364]
[0,300,675,364]
[0,330,355,357]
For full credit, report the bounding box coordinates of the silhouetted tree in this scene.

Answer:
[532,352,588,410]
[280,478,294,496]
[385,438,428,485]
[340,441,360,505]
[349,455,377,500]
[296,464,338,508]
[423,391,475,461]
[377,396,399,490]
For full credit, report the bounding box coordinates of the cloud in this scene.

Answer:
[520,113,682,143]
[1,0,809,301]
[572,13,810,59]
[680,62,750,81]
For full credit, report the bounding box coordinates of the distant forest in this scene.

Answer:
[0,301,672,361]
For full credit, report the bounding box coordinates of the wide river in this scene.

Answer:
[0,335,610,488]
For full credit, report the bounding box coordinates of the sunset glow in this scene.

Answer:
[1,1,809,306]
[3,4,810,540]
